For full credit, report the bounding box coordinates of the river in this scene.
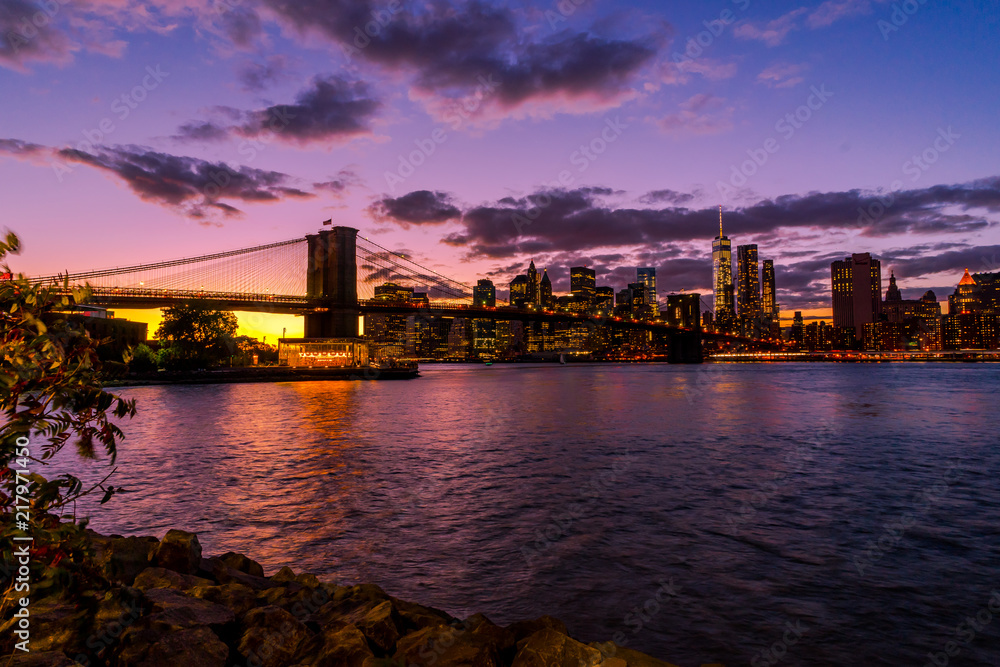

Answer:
[49,363,1000,666]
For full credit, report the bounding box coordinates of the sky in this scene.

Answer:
[2,0,999,338]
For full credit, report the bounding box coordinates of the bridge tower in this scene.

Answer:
[304,226,359,338]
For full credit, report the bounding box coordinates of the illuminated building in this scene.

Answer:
[527,260,540,306]
[761,259,779,337]
[736,244,761,337]
[665,293,700,328]
[831,253,882,343]
[571,266,596,302]
[790,311,804,346]
[973,271,1000,314]
[712,206,735,331]
[948,269,980,314]
[628,282,650,318]
[882,274,943,350]
[637,268,659,316]
[472,279,496,357]
[595,286,615,316]
[509,275,530,308]
[278,339,369,367]
[943,269,998,349]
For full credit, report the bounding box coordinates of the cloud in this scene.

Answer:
[0,139,314,221]
[654,93,735,136]
[313,168,362,198]
[734,8,807,47]
[262,0,660,120]
[174,75,380,146]
[237,54,291,91]
[807,0,881,28]
[1,0,81,71]
[757,62,808,88]
[371,190,462,225]
[639,189,696,205]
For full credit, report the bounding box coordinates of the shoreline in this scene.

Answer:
[1,529,704,667]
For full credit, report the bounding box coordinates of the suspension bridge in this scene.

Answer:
[29,226,769,362]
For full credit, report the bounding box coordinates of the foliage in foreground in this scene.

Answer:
[0,231,136,609]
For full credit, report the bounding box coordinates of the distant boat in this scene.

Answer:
[484,361,493,366]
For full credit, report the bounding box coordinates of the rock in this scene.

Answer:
[0,596,94,655]
[218,551,266,578]
[293,624,376,667]
[118,625,228,666]
[144,587,237,631]
[6,652,84,666]
[189,582,258,618]
[238,605,312,667]
[98,536,158,585]
[152,530,202,575]
[270,566,297,584]
[134,567,213,592]
[394,623,500,667]
[511,627,605,667]
[467,613,517,658]
[338,599,401,654]
[73,588,146,665]
[507,615,568,643]
[588,642,683,667]
[203,557,275,591]
[296,572,321,588]
[390,597,455,632]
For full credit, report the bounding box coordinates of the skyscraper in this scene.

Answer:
[540,270,553,309]
[472,279,496,357]
[637,268,659,316]
[712,206,735,330]
[527,260,540,306]
[571,266,596,301]
[761,259,779,338]
[831,253,882,342]
[736,245,761,319]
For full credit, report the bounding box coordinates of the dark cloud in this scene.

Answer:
[371,190,461,225]
[639,189,695,205]
[53,144,313,220]
[0,137,46,157]
[174,76,380,146]
[0,0,76,71]
[314,168,362,198]
[238,55,291,92]
[262,0,659,117]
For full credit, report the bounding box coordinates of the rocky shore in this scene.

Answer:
[2,529,720,667]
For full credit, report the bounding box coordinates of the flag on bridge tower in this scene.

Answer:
[322,219,332,226]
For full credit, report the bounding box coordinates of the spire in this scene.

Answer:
[718,205,723,238]
[959,268,976,286]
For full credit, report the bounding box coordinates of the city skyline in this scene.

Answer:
[2,1,999,340]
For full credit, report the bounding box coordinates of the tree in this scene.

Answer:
[1,231,136,602]
[155,303,238,369]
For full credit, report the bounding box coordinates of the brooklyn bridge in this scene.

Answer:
[32,226,774,363]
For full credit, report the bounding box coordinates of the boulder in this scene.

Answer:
[6,652,84,666]
[293,624,376,667]
[0,596,94,655]
[238,605,312,667]
[74,588,146,665]
[467,613,517,658]
[133,567,213,592]
[117,625,228,666]
[143,587,237,632]
[270,566,297,584]
[507,615,569,643]
[189,582,258,618]
[588,642,683,667]
[97,536,158,585]
[296,572,321,589]
[202,557,275,591]
[511,627,605,667]
[218,551,266,578]
[393,623,500,667]
[152,530,202,575]
[390,597,455,633]
[337,599,401,654]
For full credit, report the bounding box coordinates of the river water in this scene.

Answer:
[49,363,1000,666]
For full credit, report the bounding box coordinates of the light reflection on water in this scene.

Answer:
[49,363,1000,665]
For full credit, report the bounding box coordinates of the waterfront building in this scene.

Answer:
[736,244,761,337]
[595,286,615,316]
[713,207,735,331]
[790,311,805,346]
[943,269,999,349]
[472,279,497,358]
[509,275,530,308]
[540,270,554,308]
[831,253,882,343]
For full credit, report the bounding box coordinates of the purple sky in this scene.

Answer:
[2,0,998,336]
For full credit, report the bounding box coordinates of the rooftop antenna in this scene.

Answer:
[718,205,723,238]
